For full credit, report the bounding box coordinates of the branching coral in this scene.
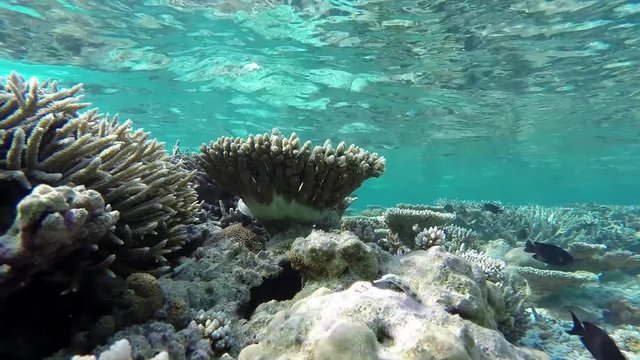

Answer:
[340,215,384,242]
[442,224,479,252]
[0,72,199,276]
[172,140,240,225]
[414,225,446,250]
[197,128,385,225]
[457,249,506,283]
[383,206,456,245]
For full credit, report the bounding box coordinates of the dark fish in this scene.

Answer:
[481,203,503,214]
[524,240,573,266]
[567,310,626,360]
[443,204,455,213]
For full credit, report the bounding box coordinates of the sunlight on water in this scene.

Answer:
[1,1,638,207]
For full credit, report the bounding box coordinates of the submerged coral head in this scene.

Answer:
[198,128,385,228]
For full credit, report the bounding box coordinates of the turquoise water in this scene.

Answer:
[2,0,639,209]
[1,2,640,359]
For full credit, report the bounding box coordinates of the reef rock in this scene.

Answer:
[239,280,547,360]
[240,246,547,359]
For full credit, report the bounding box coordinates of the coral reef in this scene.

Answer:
[71,338,168,360]
[0,184,118,297]
[71,323,207,360]
[0,72,199,276]
[239,248,548,359]
[0,72,201,359]
[340,215,382,242]
[604,298,640,326]
[289,230,379,281]
[205,223,268,253]
[171,141,240,226]
[457,249,506,283]
[413,225,446,250]
[510,266,599,299]
[383,205,456,244]
[197,128,385,226]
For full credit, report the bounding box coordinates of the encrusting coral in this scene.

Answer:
[0,72,199,278]
[0,184,118,297]
[197,128,386,226]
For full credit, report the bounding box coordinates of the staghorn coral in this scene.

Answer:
[171,141,240,225]
[197,128,385,226]
[0,184,118,297]
[0,72,199,275]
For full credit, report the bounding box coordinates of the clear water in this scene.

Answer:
[1,2,640,360]
[2,0,639,209]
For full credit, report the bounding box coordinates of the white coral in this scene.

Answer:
[458,250,506,283]
[414,226,446,250]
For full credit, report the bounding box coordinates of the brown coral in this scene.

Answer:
[122,273,165,324]
[0,184,119,297]
[222,223,266,253]
[197,128,385,225]
[0,72,199,276]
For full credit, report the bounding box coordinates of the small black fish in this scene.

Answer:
[524,240,573,266]
[567,310,626,360]
[481,203,503,214]
[443,204,455,213]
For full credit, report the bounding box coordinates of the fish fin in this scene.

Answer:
[532,254,543,262]
[567,310,585,336]
[524,240,535,253]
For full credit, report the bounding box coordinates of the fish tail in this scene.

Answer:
[566,310,585,336]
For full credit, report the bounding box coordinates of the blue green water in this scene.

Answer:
[1,0,639,209]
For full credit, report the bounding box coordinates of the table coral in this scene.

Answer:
[197,128,385,226]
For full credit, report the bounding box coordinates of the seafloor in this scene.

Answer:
[1,73,639,360]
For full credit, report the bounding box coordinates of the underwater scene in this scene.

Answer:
[1,0,639,359]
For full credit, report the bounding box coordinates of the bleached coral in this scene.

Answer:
[510,266,599,299]
[194,310,235,352]
[71,338,168,360]
[414,225,446,250]
[457,249,506,283]
[383,206,456,244]
[443,224,479,252]
[239,247,549,360]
